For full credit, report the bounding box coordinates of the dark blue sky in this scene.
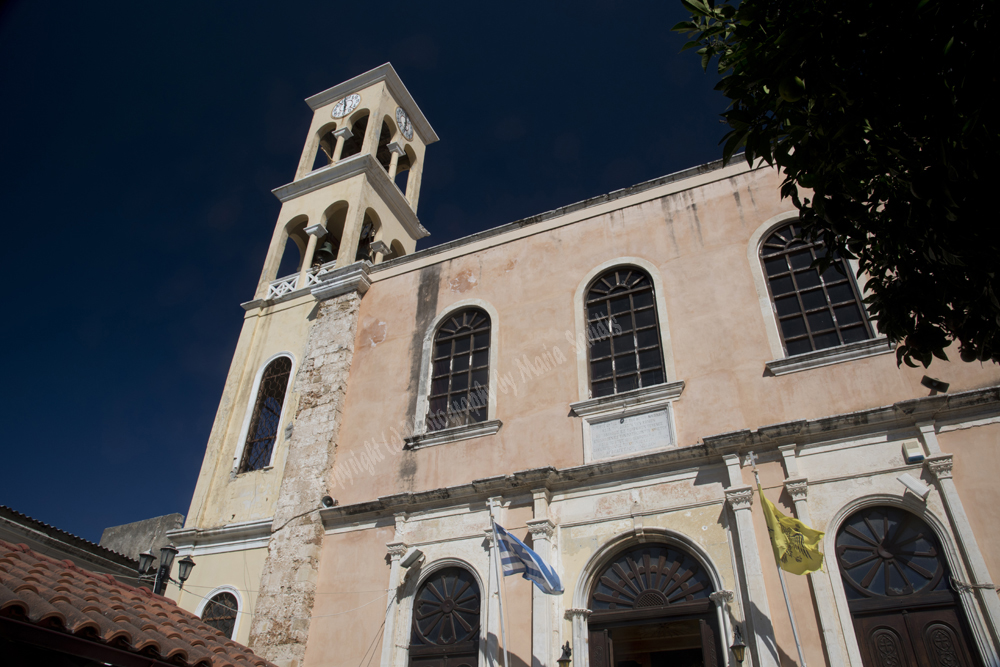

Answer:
[0,1,725,542]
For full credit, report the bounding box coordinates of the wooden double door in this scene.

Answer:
[853,600,980,667]
[589,606,723,667]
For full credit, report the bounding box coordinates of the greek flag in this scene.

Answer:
[493,522,563,594]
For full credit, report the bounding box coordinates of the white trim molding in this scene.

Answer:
[411,299,502,439]
[311,261,373,301]
[404,420,502,450]
[569,381,684,464]
[571,257,678,401]
[195,584,244,640]
[231,352,296,474]
[765,337,894,375]
[167,518,273,556]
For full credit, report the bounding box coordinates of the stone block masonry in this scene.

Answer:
[249,292,362,666]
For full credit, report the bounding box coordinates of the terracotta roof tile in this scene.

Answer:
[0,539,277,667]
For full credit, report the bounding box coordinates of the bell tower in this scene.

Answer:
[255,63,439,300]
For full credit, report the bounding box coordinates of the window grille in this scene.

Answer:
[202,592,238,639]
[760,223,873,356]
[586,267,665,398]
[426,309,491,431]
[238,357,292,473]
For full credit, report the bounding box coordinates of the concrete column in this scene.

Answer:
[387,141,406,180]
[710,590,736,667]
[925,453,1000,665]
[723,454,778,667]
[527,518,555,667]
[381,540,408,667]
[297,223,327,290]
[405,158,423,213]
[565,609,591,667]
[332,127,353,162]
[336,204,366,268]
[778,446,847,667]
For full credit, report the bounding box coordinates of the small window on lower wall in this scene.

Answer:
[761,222,873,356]
[202,592,238,639]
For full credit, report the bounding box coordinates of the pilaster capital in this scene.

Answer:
[925,454,954,480]
[305,223,328,237]
[784,478,809,500]
[709,590,735,607]
[564,608,592,620]
[483,527,496,547]
[333,127,353,140]
[387,141,407,156]
[526,519,556,539]
[387,541,408,559]
[725,486,754,510]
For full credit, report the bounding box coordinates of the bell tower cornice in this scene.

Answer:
[304,63,439,145]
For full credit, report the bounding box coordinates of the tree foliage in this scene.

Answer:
[674,0,998,367]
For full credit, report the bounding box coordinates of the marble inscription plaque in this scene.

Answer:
[590,409,674,460]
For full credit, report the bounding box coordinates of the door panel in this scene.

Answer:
[855,613,921,667]
[590,628,613,667]
[855,608,981,667]
[906,609,977,667]
[700,618,720,667]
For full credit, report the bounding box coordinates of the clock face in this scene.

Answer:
[395,107,414,140]
[331,93,361,119]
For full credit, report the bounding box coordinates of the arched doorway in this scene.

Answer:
[588,544,722,667]
[408,567,481,667]
[836,506,981,667]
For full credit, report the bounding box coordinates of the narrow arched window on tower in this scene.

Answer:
[426,309,491,431]
[760,222,873,355]
[201,592,238,639]
[238,357,292,473]
[586,267,665,397]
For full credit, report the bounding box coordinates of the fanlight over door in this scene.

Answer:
[590,544,714,611]
[409,567,480,667]
[836,506,982,667]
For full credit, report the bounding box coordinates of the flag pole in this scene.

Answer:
[490,514,511,667]
[748,452,808,667]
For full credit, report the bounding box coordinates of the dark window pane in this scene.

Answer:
[454,336,471,354]
[780,316,807,340]
[632,291,654,308]
[808,311,835,332]
[634,308,656,328]
[451,373,469,391]
[431,377,449,395]
[827,282,855,304]
[822,262,849,282]
[434,341,450,359]
[592,380,614,397]
[612,334,635,352]
[775,295,801,317]
[433,359,450,376]
[814,331,840,349]
[617,375,639,392]
[764,257,787,277]
[588,303,608,320]
[591,358,613,380]
[472,350,489,368]
[835,304,863,326]
[641,369,664,386]
[471,369,489,388]
[769,275,795,296]
[429,396,447,412]
[615,353,638,373]
[788,250,813,270]
[800,288,827,311]
[610,296,631,314]
[787,338,813,356]
[636,329,660,349]
[474,333,490,350]
[842,325,870,343]
[614,312,632,333]
[795,269,821,289]
[638,348,662,369]
[453,355,470,372]
[591,338,611,358]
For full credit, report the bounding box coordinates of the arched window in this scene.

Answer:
[201,592,238,639]
[340,114,368,161]
[835,506,978,667]
[409,567,480,667]
[238,357,292,473]
[586,267,665,398]
[761,222,873,356]
[426,309,491,432]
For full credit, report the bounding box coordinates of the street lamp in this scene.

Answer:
[135,544,195,596]
[730,626,747,665]
[557,642,572,667]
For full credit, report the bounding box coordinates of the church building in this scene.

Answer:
[165,64,1000,667]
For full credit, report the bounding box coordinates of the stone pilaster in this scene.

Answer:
[248,291,363,666]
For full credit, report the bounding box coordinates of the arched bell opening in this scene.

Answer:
[340,112,368,161]
[395,144,415,192]
[311,122,339,171]
[355,209,381,263]
[586,542,723,667]
[835,506,982,667]
[383,239,406,262]
[407,566,481,667]
[276,215,310,278]
[317,202,348,268]
[376,118,395,171]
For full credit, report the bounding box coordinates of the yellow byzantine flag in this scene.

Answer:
[758,485,825,575]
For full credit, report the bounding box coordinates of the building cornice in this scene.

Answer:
[318,385,1000,527]
[271,153,429,240]
[304,63,439,144]
[166,518,273,556]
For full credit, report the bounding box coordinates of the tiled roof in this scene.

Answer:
[0,504,137,568]
[0,539,276,667]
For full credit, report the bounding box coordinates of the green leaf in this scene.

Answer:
[943,36,954,54]
[672,21,698,32]
[681,0,711,16]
